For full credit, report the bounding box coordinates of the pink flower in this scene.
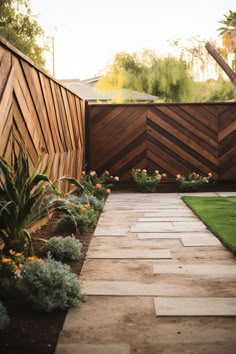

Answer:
[90,171,96,177]
[155,170,159,174]
[208,172,212,177]
[176,174,181,179]
[162,173,167,177]
[82,171,86,175]
[114,176,119,181]
[96,183,102,189]
[105,170,110,175]
[107,188,111,193]
[142,169,147,173]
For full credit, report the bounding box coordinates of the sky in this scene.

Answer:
[30,0,236,80]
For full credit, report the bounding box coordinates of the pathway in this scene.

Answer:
[56,192,236,354]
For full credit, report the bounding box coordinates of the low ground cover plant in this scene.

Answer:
[55,196,99,233]
[176,172,212,191]
[19,256,81,312]
[182,196,236,254]
[40,235,81,261]
[132,169,167,192]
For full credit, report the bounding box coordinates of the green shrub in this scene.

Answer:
[75,210,97,232]
[82,170,119,200]
[55,215,77,233]
[132,169,167,192]
[66,195,82,207]
[19,257,81,312]
[176,172,212,191]
[80,194,104,212]
[40,235,81,261]
[0,301,10,330]
[0,139,83,256]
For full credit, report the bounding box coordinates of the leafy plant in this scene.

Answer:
[80,194,104,212]
[55,206,97,234]
[0,301,10,330]
[55,214,77,233]
[0,251,41,298]
[82,170,119,200]
[19,256,81,312]
[218,10,236,34]
[176,172,212,191]
[40,235,81,261]
[0,140,83,255]
[132,169,167,192]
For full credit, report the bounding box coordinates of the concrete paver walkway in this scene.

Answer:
[56,192,236,354]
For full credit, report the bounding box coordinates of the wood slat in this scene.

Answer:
[88,103,236,182]
[0,37,85,196]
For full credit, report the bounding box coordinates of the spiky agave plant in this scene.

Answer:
[0,142,84,256]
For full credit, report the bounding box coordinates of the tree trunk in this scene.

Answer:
[205,41,236,86]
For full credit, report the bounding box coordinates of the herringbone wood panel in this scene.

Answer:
[0,37,85,193]
[88,103,236,182]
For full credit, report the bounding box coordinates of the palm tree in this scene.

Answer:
[218,10,236,34]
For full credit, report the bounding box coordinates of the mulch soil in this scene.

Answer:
[0,219,94,354]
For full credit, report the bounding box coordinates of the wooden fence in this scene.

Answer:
[0,37,86,193]
[87,103,236,182]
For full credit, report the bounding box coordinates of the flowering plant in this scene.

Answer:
[176,172,212,191]
[81,170,119,199]
[132,169,167,192]
[0,250,42,297]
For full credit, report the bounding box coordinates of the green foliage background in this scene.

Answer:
[0,0,47,67]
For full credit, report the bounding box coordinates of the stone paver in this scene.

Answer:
[181,236,222,247]
[131,222,206,233]
[153,264,236,276]
[138,216,196,222]
[56,343,130,354]
[57,192,236,354]
[94,226,129,236]
[82,280,204,296]
[86,249,171,259]
[154,297,236,316]
[138,232,212,239]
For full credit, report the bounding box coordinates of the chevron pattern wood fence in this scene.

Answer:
[87,103,236,182]
[0,37,86,193]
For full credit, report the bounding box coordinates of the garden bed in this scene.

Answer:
[0,219,94,354]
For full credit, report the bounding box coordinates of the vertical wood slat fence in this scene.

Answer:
[0,37,86,193]
[87,103,236,182]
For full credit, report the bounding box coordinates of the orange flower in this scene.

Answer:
[9,249,16,255]
[2,258,12,263]
[90,171,96,177]
[96,183,102,189]
[15,252,22,257]
[28,256,37,261]
[208,172,212,177]
[18,264,23,269]
[176,174,181,179]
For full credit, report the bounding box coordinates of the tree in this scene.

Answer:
[218,10,236,34]
[97,51,194,102]
[218,10,236,70]
[0,0,47,67]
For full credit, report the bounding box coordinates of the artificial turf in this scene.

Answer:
[181,196,236,255]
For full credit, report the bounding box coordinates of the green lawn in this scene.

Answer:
[181,196,236,255]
